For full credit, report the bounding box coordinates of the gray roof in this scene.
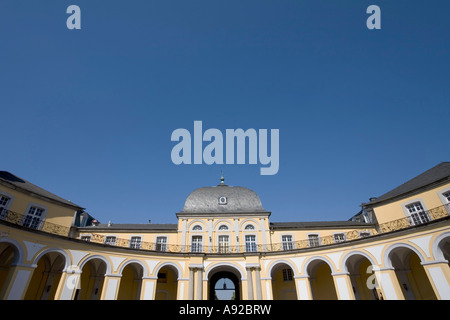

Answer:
[270,221,373,230]
[179,182,269,215]
[0,171,83,209]
[363,162,450,206]
[79,223,178,231]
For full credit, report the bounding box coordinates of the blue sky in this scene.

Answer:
[1,1,449,224]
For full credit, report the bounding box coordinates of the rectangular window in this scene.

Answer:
[443,191,450,203]
[0,195,10,219]
[130,236,142,249]
[359,232,371,238]
[308,234,320,247]
[282,235,294,250]
[245,235,257,252]
[22,206,44,229]
[334,233,346,243]
[105,236,117,246]
[282,268,293,281]
[406,202,430,225]
[156,236,167,251]
[218,235,229,253]
[191,236,202,252]
[80,235,91,242]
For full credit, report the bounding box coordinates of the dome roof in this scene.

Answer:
[179,180,269,215]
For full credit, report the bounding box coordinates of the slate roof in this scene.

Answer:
[270,220,372,230]
[179,183,269,215]
[363,162,450,206]
[79,223,178,231]
[0,171,83,209]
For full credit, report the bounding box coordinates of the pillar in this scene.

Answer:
[140,276,158,300]
[422,260,450,300]
[332,272,355,300]
[246,267,254,300]
[100,274,121,300]
[0,262,36,300]
[373,267,404,300]
[55,266,82,300]
[295,275,312,300]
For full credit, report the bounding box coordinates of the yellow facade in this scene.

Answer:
[0,164,450,300]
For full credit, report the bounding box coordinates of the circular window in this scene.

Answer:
[245,224,255,230]
[192,225,202,231]
[218,196,227,205]
[218,224,229,231]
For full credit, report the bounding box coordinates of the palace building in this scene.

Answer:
[0,163,449,300]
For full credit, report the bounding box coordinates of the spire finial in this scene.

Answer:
[220,170,224,184]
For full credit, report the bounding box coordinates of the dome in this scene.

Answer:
[179,179,269,214]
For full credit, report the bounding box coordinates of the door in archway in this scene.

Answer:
[209,271,240,300]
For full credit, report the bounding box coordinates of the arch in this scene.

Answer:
[341,250,377,273]
[154,261,182,280]
[342,251,379,300]
[303,256,338,300]
[77,257,108,300]
[266,259,298,278]
[383,242,427,269]
[79,254,112,276]
[239,218,259,230]
[431,231,450,262]
[24,250,67,300]
[187,220,207,231]
[0,238,24,265]
[385,243,437,300]
[32,247,71,272]
[117,261,145,300]
[155,262,179,300]
[303,256,336,276]
[269,261,297,300]
[213,219,233,230]
[0,240,24,298]
[204,262,245,281]
[206,264,243,300]
[117,259,149,278]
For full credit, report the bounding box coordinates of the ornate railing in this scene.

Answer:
[0,208,70,236]
[378,203,450,233]
[1,203,449,253]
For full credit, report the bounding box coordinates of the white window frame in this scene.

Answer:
[0,191,14,219]
[192,224,203,231]
[307,234,320,247]
[155,236,168,251]
[104,235,117,246]
[245,234,257,252]
[218,235,230,253]
[402,200,430,226]
[438,187,450,214]
[22,203,48,230]
[80,234,92,242]
[358,231,371,238]
[191,235,203,252]
[282,268,294,281]
[333,233,346,243]
[130,236,142,249]
[281,235,294,250]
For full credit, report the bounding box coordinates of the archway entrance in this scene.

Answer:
[209,270,241,300]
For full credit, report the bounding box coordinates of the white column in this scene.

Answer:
[422,260,450,300]
[254,268,262,300]
[295,275,312,300]
[332,272,355,300]
[247,267,254,300]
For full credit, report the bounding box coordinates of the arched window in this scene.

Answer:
[192,225,202,231]
[244,224,255,230]
[218,224,229,231]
